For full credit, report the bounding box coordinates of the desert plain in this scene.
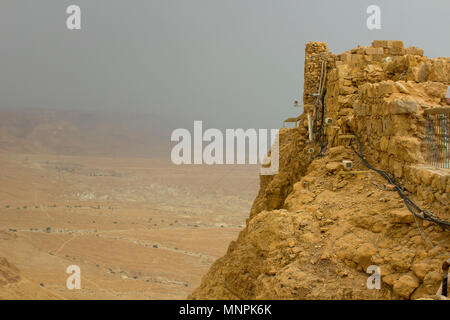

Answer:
[0,109,259,299]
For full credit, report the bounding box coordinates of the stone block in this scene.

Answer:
[388,136,421,162]
[428,58,450,83]
[395,81,409,94]
[354,102,367,116]
[365,47,384,55]
[388,97,419,115]
[390,115,413,136]
[391,41,404,49]
[393,160,403,178]
[405,46,424,56]
[351,54,363,64]
[336,64,350,78]
[422,82,447,99]
[431,173,445,192]
[379,81,396,96]
[371,103,382,116]
[416,167,433,186]
[388,47,405,56]
[410,167,420,184]
[372,40,388,48]
[339,53,352,63]
[340,85,357,95]
[382,117,391,135]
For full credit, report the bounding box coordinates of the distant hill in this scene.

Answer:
[0,108,173,157]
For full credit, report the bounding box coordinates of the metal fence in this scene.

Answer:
[425,108,450,169]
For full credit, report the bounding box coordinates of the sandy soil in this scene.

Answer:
[0,152,259,299]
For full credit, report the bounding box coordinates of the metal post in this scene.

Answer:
[307,113,313,142]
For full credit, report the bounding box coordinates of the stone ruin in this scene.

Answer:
[190,41,449,300]
[298,40,449,219]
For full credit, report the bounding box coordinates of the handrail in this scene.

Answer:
[424,107,450,115]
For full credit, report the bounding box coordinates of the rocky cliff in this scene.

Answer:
[190,41,450,300]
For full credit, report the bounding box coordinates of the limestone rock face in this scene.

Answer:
[388,98,418,115]
[249,126,311,219]
[394,274,420,299]
[189,152,449,300]
[189,41,450,300]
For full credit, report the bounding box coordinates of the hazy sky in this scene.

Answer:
[0,0,449,130]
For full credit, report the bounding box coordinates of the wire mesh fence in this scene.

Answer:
[425,108,450,169]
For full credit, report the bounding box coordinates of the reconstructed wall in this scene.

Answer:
[253,40,449,220]
[303,42,333,112]
[321,40,450,218]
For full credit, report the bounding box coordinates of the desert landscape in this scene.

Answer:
[1,1,450,305]
[0,108,259,299]
[1,41,449,300]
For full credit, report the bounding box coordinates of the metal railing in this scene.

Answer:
[425,107,450,169]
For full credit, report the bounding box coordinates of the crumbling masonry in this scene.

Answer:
[303,40,450,218]
[190,41,449,300]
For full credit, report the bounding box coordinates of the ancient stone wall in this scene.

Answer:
[316,40,450,217]
[190,41,449,301]
[303,42,333,113]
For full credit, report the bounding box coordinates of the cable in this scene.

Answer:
[348,133,450,229]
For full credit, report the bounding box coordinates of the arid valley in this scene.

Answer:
[0,108,259,299]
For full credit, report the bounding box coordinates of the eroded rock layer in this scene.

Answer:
[190,41,450,300]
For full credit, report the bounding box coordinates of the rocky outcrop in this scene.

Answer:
[190,151,449,299]
[249,125,311,219]
[190,41,449,300]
